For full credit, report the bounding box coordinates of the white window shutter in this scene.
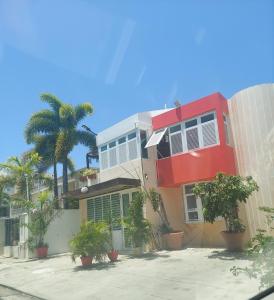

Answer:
[202,121,217,146]
[186,127,199,150]
[170,133,183,154]
[118,143,127,164]
[109,148,117,167]
[101,151,108,169]
[128,139,138,160]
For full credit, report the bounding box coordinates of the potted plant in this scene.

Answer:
[148,189,184,250]
[123,191,152,255]
[79,168,97,182]
[193,173,259,251]
[70,221,110,266]
[26,191,59,258]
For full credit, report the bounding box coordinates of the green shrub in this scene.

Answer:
[193,173,258,232]
[70,221,110,262]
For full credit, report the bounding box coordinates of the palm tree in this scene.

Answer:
[25,93,96,195]
[30,135,75,199]
[55,102,96,193]
[0,152,52,202]
[25,93,62,199]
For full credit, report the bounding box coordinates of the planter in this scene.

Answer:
[80,256,93,266]
[36,246,48,258]
[221,231,245,251]
[163,231,184,250]
[108,250,119,262]
[3,246,12,257]
[12,246,19,258]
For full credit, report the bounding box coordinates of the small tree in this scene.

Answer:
[26,191,60,250]
[193,173,259,232]
[123,191,152,248]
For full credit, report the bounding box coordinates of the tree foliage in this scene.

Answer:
[231,207,274,289]
[123,191,152,248]
[0,152,52,203]
[193,173,259,232]
[26,191,60,249]
[25,93,96,195]
[70,221,110,262]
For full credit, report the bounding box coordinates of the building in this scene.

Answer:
[0,168,98,257]
[71,83,274,250]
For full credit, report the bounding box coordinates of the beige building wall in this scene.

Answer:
[229,83,274,237]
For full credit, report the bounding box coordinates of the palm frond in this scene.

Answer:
[75,102,93,123]
[40,93,63,113]
[25,117,58,143]
[75,130,96,149]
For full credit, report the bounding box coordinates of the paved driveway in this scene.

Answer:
[0,249,260,300]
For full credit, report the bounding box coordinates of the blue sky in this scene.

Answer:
[0,0,273,171]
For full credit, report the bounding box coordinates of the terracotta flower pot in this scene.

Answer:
[80,256,93,266]
[221,231,245,251]
[36,246,48,258]
[108,250,119,262]
[163,231,184,250]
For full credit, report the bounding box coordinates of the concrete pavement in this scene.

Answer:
[0,249,260,300]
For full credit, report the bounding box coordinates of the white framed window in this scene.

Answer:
[118,136,128,164]
[200,112,218,147]
[109,141,117,167]
[128,132,138,160]
[100,145,108,170]
[183,184,203,223]
[185,118,200,150]
[169,124,183,155]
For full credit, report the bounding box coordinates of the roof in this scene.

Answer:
[67,177,141,200]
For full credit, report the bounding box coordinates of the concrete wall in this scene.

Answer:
[229,83,274,237]
[44,210,80,255]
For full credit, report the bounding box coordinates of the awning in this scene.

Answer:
[67,178,141,200]
[145,128,167,148]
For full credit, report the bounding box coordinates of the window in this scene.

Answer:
[185,119,197,128]
[157,130,171,159]
[100,145,107,152]
[128,132,138,160]
[201,113,214,123]
[186,127,199,150]
[109,141,117,167]
[118,136,127,164]
[128,132,137,140]
[184,184,203,222]
[145,128,167,148]
[140,130,148,159]
[100,144,109,169]
[169,124,183,154]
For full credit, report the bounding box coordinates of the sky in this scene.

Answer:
[0,0,273,172]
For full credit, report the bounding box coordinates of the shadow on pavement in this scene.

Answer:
[126,252,170,260]
[207,249,249,261]
[73,261,118,272]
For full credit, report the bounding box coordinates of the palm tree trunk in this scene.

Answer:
[53,159,58,199]
[63,156,69,208]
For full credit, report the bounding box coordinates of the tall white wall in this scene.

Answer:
[44,210,80,255]
[229,83,274,237]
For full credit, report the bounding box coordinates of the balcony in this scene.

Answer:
[156,144,236,187]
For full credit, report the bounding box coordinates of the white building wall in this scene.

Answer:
[228,83,274,237]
